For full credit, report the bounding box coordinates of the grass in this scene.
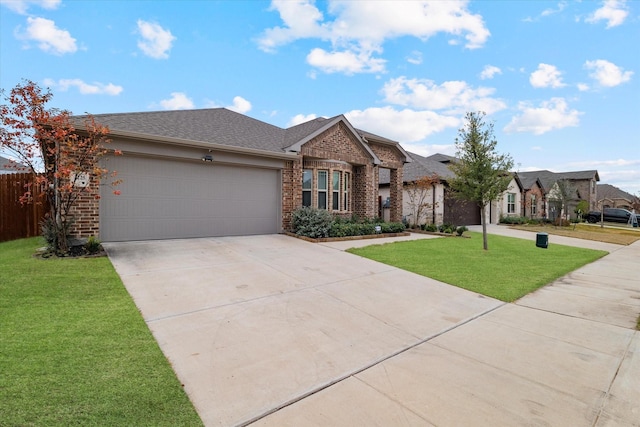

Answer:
[510,222,640,245]
[348,232,608,302]
[0,238,203,427]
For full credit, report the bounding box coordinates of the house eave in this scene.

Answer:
[84,128,299,161]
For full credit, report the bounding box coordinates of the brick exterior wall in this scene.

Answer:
[368,141,405,223]
[68,187,100,238]
[523,186,545,219]
[281,156,302,231]
[281,122,407,231]
[63,151,102,240]
[300,122,373,164]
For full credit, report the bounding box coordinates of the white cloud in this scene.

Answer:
[480,65,501,80]
[43,78,123,95]
[226,96,252,114]
[0,0,60,14]
[136,20,175,59]
[577,83,590,91]
[203,96,253,113]
[288,113,318,127]
[504,97,582,135]
[306,47,385,74]
[382,76,507,115]
[19,16,77,55]
[345,106,460,143]
[584,59,633,87]
[541,1,568,17]
[159,92,194,110]
[258,1,490,74]
[529,63,565,88]
[257,0,328,52]
[407,51,422,65]
[585,0,628,28]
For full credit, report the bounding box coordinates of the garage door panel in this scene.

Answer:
[100,156,280,241]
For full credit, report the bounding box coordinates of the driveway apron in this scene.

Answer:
[105,230,640,426]
[104,234,502,426]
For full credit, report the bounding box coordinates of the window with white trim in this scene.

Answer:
[302,169,312,207]
[507,193,516,214]
[531,194,537,216]
[317,170,328,210]
[343,172,350,211]
[332,171,340,210]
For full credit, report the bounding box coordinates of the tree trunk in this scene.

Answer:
[481,203,488,250]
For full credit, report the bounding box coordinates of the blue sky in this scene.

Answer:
[1,0,638,195]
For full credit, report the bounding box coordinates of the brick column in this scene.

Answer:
[353,164,377,219]
[281,156,302,232]
[389,168,403,223]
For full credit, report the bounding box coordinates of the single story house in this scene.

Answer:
[486,173,523,224]
[596,184,638,211]
[380,153,602,226]
[379,152,485,226]
[69,109,410,242]
[517,170,599,221]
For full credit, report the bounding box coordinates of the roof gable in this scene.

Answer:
[284,115,380,164]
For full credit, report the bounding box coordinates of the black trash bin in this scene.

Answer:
[536,232,548,248]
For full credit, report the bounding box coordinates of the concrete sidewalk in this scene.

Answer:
[106,228,639,426]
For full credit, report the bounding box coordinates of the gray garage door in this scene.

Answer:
[100,155,280,241]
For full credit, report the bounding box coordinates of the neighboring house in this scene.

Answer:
[517,173,546,219]
[0,156,28,174]
[597,184,637,211]
[486,174,523,224]
[517,170,599,221]
[379,152,482,226]
[68,109,409,242]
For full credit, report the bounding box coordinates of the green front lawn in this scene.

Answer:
[348,232,608,302]
[0,238,202,426]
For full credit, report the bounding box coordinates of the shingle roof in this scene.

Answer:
[0,155,28,173]
[75,108,287,153]
[597,184,635,201]
[426,153,457,164]
[517,169,599,192]
[73,109,406,162]
[379,152,455,185]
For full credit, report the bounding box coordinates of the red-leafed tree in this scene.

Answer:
[0,80,121,253]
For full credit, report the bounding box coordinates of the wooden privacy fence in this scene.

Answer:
[0,173,49,242]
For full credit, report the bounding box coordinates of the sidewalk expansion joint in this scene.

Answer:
[238,301,506,427]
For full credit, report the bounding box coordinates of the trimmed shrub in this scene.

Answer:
[291,207,333,238]
[499,215,528,225]
[380,222,406,233]
[423,224,438,232]
[438,223,456,234]
[456,225,468,236]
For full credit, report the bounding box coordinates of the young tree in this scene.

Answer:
[448,112,514,250]
[0,80,121,253]
[547,179,577,225]
[405,173,440,228]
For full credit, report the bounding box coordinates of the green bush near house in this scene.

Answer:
[292,207,405,238]
[291,206,334,238]
[0,238,203,426]
[348,231,607,302]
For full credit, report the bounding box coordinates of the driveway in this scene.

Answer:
[104,231,640,426]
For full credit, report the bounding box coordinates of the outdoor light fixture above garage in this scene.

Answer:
[201,154,213,162]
